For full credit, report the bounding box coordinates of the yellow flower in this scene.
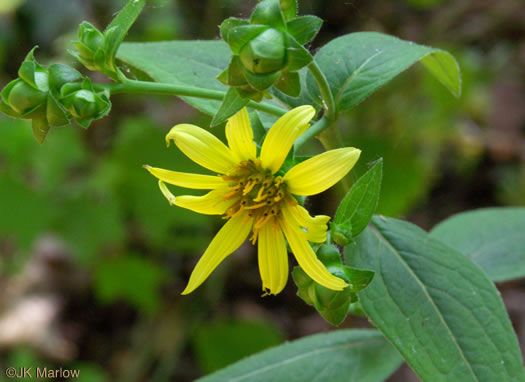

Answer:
[144,106,361,295]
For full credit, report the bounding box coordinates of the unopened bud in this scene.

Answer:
[72,22,106,72]
[330,221,353,246]
[60,79,111,128]
[240,28,286,74]
[2,78,47,115]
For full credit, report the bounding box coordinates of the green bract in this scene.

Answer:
[0,47,111,142]
[292,244,374,326]
[218,0,321,101]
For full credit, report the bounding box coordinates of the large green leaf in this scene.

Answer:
[117,40,230,115]
[117,41,282,118]
[197,329,402,382]
[346,217,525,382]
[306,32,461,112]
[430,207,525,282]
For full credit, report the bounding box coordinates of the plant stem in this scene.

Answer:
[294,116,329,149]
[296,116,351,192]
[100,79,287,117]
[307,60,336,120]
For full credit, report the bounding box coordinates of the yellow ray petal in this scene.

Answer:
[226,108,256,162]
[280,216,346,291]
[158,181,233,215]
[260,106,315,173]
[258,220,289,295]
[145,165,225,189]
[182,213,253,294]
[166,123,236,174]
[282,204,329,243]
[175,189,234,215]
[158,180,177,206]
[284,148,361,196]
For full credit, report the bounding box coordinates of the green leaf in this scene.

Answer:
[346,217,525,382]
[117,41,283,116]
[104,0,146,72]
[197,329,403,382]
[211,87,250,127]
[308,32,461,112]
[117,40,231,115]
[334,158,382,237]
[286,15,323,45]
[430,207,525,282]
[193,320,283,374]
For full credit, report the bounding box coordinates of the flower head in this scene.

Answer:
[145,105,361,295]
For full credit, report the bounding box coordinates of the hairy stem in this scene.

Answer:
[294,116,330,149]
[100,79,287,117]
[307,60,336,120]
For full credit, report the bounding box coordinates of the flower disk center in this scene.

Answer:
[222,159,287,241]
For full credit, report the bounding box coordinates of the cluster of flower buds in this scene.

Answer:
[0,48,111,143]
[218,0,322,100]
[293,244,374,326]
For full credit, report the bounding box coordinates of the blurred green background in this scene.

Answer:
[0,0,523,381]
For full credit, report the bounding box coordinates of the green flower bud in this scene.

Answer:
[240,28,286,74]
[2,78,47,115]
[330,220,353,246]
[60,79,111,128]
[292,265,355,326]
[216,0,314,106]
[293,244,374,326]
[0,49,72,144]
[62,90,99,119]
[0,47,112,142]
[72,22,106,72]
